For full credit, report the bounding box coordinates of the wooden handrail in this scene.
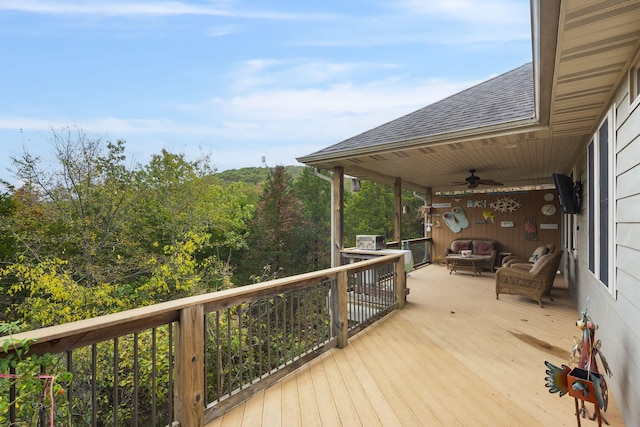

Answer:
[1,253,405,426]
[2,254,403,357]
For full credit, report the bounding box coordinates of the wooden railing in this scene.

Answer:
[0,253,406,426]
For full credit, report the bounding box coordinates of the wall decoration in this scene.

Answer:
[490,196,522,213]
[473,219,487,224]
[541,203,557,216]
[501,221,515,228]
[524,215,538,240]
[442,212,461,233]
[540,223,559,229]
[451,207,469,229]
[482,210,496,223]
[432,202,452,208]
[467,199,487,208]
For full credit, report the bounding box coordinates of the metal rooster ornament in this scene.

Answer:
[544,306,612,425]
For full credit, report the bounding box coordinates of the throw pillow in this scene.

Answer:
[477,241,496,256]
[529,246,549,263]
[452,240,472,254]
[529,253,550,274]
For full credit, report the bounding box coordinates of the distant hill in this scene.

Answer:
[215,166,306,185]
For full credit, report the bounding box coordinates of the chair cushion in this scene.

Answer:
[529,246,549,263]
[476,241,496,256]
[451,240,472,254]
[529,253,551,274]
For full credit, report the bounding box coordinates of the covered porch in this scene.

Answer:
[208,264,625,426]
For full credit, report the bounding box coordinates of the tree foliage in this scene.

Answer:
[0,129,251,328]
[242,166,308,281]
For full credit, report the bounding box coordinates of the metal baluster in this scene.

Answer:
[9,366,15,424]
[113,338,119,427]
[258,301,263,378]
[133,333,139,427]
[67,350,73,426]
[151,328,157,427]
[168,325,173,422]
[237,306,243,390]
[215,311,221,400]
[226,308,232,396]
[91,344,97,427]
[203,314,208,403]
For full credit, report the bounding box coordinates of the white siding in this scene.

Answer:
[570,70,640,425]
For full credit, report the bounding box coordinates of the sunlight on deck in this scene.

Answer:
[207,264,625,426]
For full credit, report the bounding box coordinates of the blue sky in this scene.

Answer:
[0,0,531,185]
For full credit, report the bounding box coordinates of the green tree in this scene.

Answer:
[243,166,307,281]
[7,128,136,287]
[344,180,396,246]
[292,167,331,271]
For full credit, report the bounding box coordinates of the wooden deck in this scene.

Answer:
[207,264,625,426]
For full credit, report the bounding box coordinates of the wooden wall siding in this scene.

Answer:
[430,190,562,262]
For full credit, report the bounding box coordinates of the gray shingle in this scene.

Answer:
[301,63,533,158]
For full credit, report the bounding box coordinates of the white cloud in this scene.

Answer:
[232,58,397,90]
[0,0,331,20]
[398,0,529,25]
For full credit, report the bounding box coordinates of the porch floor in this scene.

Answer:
[207,264,625,426]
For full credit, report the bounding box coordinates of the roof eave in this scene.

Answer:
[297,116,542,166]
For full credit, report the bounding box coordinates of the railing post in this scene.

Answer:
[336,270,349,348]
[396,257,406,309]
[174,305,205,426]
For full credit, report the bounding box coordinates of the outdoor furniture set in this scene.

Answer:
[444,238,498,276]
[444,238,562,308]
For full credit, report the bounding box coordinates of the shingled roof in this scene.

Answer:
[298,63,534,160]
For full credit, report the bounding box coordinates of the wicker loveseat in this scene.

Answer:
[445,238,498,271]
[495,250,563,308]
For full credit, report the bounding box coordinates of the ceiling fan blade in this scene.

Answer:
[477,179,504,186]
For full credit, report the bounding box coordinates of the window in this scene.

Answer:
[630,52,640,109]
[587,110,615,294]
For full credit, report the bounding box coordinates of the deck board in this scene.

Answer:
[207,265,626,426]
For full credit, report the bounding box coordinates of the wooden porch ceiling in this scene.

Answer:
[207,265,626,426]
[298,0,640,193]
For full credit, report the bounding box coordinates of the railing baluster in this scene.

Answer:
[226,307,232,396]
[152,328,157,427]
[113,337,119,427]
[92,344,97,427]
[258,301,263,378]
[66,350,73,426]
[238,305,243,390]
[168,324,174,422]
[9,366,15,425]
[133,332,139,427]
[215,311,221,400]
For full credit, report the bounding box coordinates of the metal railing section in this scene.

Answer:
[387,237,432,267]
[0,253,405,426]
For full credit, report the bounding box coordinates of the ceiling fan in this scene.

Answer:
[453,169,504,189]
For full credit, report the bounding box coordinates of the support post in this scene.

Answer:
[336,270,349,348]
[174,305,205,426]
[394,177,402,244]
[333,167,344,267]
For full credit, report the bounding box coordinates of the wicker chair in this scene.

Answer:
[495,250,563,308]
